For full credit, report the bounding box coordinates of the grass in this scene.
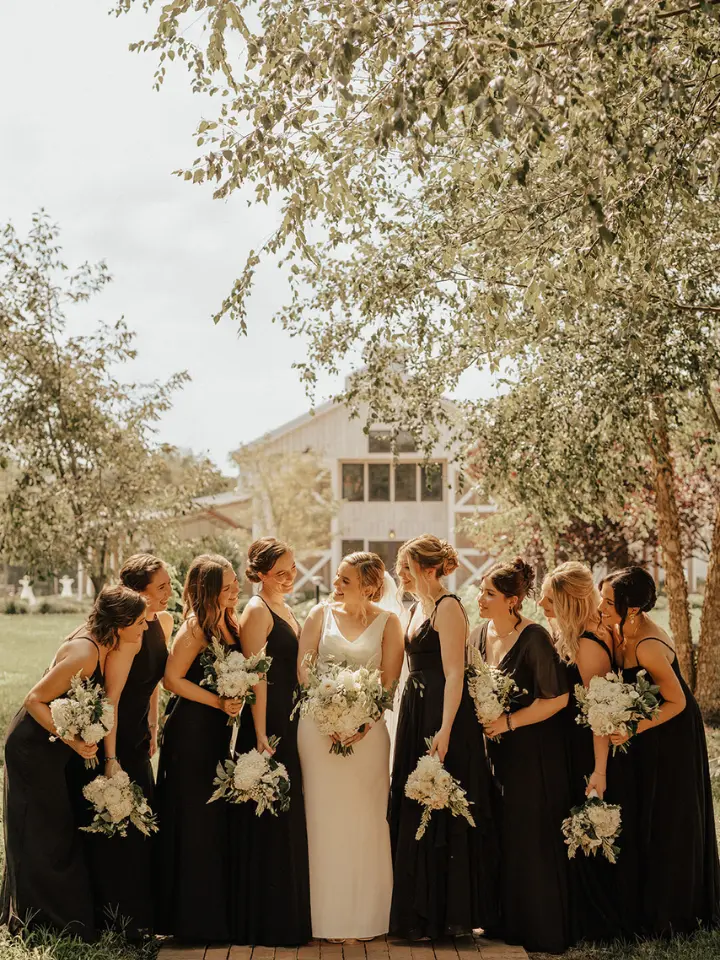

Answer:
[1,614,720,960]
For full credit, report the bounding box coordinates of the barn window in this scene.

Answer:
[368,428,416,453]
[369,463,391,501]
[342,463,364,501]
[342,539,365,557]
[394,463,417,501]
[420,463,444,501]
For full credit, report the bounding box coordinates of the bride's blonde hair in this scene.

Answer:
[542,561,600,663]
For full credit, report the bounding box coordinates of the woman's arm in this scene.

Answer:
[297,604,324,685]
[24,640,102,761]
[429,598,467,762]
[103,638,143,775]
[577,639,613,799]
[239,599,273,754]
[163,621,241,718]
[610,641,685,746]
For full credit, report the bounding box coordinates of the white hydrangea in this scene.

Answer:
[575,670,660,752]
[82,771,157,838]
[233,750,270,792]
[405,750,475,839]
[562,796,622,863]
[465,648,522,726]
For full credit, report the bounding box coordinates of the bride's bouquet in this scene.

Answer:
[293,656,395,756]
[208,735,291,816]
[575,670,660,754]
[49,671,114,768]
[81,770,158,838]
[465,645,523,725]
[561,792,622,864]
[405,740,476,840]
[200,639,272,725]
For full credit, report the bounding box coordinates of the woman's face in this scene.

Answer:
[117,611,148,646]
[396,554,416,593]
[538,583,556,619]
[333,561,366,605]
[219,566,240,609]
[477,577,517,621]
[599,582,621,627]
[263,551,296,593]
[142,566,172,613]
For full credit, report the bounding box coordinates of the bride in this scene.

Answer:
[297,552,404,941]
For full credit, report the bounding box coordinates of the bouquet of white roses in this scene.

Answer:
[49,671,114,768]
[208,735,291,815]
[561,793,622,864]
[293,656,395,756]
[575,670,660,754]
[465,645,524,725]
[81,770,158,838]
[405,740,476,840]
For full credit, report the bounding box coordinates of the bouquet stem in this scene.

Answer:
[229,703,244,757]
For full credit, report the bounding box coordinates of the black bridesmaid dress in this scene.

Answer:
[481,622,572,955]
[389,596,500,940]
[232,601,311,946]
[1,638,104,941]
[563,631,624,943]
[616,638,720,937]
[155,643,235,942]
[87,616,168,938]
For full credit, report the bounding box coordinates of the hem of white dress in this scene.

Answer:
[312,929,389,940]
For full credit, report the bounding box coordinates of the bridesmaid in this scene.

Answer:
[156,554,243,942]
[1,586,147,941]
[88,555,173,939]
[600,566,720,937]
[389,535,500,941]
[477,558,571,955]
[233,538,311,946]
[539,561,622,942]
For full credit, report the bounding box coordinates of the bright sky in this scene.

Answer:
[0,0,493,472]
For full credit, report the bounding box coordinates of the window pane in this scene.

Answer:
[342,463,364,501]
[369,463,391,501]
[369,540,400,574]
[368,428,416,453]
[394,463,417,501]
[395,430,417,453]
[341,539,364,557]
[420,462,443,501]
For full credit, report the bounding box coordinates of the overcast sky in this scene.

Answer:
[1,0,492,473]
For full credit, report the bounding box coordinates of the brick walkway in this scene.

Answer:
[158,935,528,960]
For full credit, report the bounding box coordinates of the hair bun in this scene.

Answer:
[512,556,535,591]
[441,541,459,576]
[245,564,261,583]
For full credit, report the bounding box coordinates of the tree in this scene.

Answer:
[0,213,214,593]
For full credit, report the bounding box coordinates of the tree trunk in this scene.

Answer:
[89,573,106,597]
[693,502,720,719]
[649,400,695,686]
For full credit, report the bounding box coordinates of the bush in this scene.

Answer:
[4,600,28,615]
[33,596,92,615]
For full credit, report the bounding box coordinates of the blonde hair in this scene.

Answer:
[396,534,459,608]
[342,552,386,602]
[543,561,600,663]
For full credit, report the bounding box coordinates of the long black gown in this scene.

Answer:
[232,601,311,946]
[615,638,720,938]
[155,641,235,942]
[87,616,168,938]
[1,638,103,942]
[563,631,624,943]
[481,622,572,955]
[389,596,500,940]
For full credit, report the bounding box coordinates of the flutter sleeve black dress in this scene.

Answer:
[86,616,168,939]
[389,595,500,941]
[482,621,572,955]
[232,602,311,946]
[1,638,103,942]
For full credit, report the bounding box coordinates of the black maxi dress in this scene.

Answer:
[481,622,572,955]
[615,638,720,938]
[155,641,236,942]
[389,596,501,940]
[232,601,311,946]
[563,631,625,943]
[1,638,104,942]
[87,616,168,938]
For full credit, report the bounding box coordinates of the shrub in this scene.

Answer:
[4,600,28,615]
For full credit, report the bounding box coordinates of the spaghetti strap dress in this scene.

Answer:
[389,596,500,940]
[1,638,103,941]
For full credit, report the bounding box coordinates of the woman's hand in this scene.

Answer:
[65,737,98,761]
[428,727,451,762]
[586,771,607,799]
[220,697,243,718]
[105,757,122,778]
[257,734,276,756]
[344,723,372,747]
[610,731,631,748]
[483,714,510,740]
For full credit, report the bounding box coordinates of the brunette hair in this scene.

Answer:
[343,552,386,602]
[601,566,657,636]
[246,537,291,583]
[183,554,239,642]
[396,534,459,579]
[484,556,535,628]
[83,585,147,648]
[542,561,600,663]
[120,553,166,592]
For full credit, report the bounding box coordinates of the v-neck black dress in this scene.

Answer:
[481,621,572,955]
[1,638,104,942]
[232,601,311,946]
[389,596,500,940]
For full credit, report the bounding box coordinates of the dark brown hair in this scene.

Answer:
[485,556,535,627]
[83,585,147,648]
[343,552,386,602]
[183,554,239,642]
[600,566,657,636]
[246,537,291,583]
[120,554,166,592]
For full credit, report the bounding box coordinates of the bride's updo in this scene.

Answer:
[396,534,459,578]
[343,552,386,602]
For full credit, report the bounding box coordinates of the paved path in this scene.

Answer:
[158,935,528,960]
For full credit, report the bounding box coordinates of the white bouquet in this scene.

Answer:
[561,793,622,864]
[405,740,476,840]
[200,639,272,715]
[293,656,395,756]
[49,671,114,768]
[465,645,524,725]
[575,670,660,754]
[81,770,158,838]
[208,735,291,815]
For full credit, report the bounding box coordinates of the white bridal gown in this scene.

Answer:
[298,605,394,940]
